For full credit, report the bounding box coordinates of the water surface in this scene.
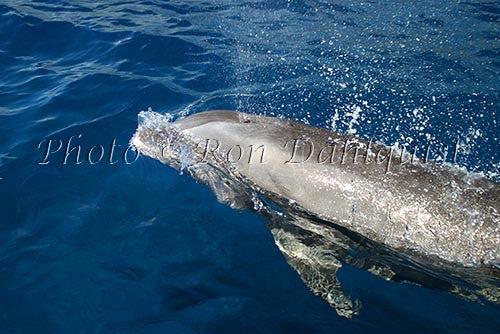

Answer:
[0,1,499,333]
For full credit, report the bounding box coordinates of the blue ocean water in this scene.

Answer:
[0,0,499,333]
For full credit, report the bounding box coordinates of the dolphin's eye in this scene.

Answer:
[243,119,251,124]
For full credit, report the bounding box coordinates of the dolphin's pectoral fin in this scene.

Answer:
[285,253,361,318]
[189,164,253,209]
[268,215,361,318]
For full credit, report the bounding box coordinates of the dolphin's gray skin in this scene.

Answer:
[131,109,500,316]
[132,109,499,266]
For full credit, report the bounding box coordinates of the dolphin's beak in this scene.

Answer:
[131,110,176,163]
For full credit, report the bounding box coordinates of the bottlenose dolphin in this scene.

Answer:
[131,109,500,315]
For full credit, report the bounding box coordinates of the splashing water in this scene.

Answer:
[178,143,192,175]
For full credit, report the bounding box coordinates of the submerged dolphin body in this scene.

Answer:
[132,109,500,315]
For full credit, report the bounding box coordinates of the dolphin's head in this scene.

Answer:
[131,109,283,170]
[131,109,257,208]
